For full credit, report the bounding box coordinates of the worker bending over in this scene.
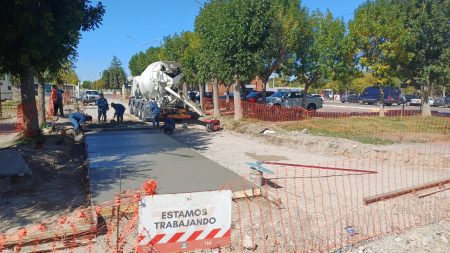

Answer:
[163,116,175,134]
[111,102,125,123]
[96,93,109,123]
[69,112,92,135]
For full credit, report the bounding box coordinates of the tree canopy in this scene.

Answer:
[0,0,104,135]
[128,47,161,76]
[126,0,448,118]
[102,56,127,89]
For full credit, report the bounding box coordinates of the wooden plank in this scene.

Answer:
[232,188,261,199]
[364,178,450,205]
[418,188,450,198]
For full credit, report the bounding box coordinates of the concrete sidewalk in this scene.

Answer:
[85,129,255,204]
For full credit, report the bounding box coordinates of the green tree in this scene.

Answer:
[350,72,378,94]
[396,0,449,116]
[102,56,127,89]
[0,0,104,135]
[256,0,309,102]
[82,80,93,89]
[129,47,161,76]
[159,32,203,110]
[349,0,407,116]
[196,0,274,120]
[195,0,230,117]
[58,66,80,85]
[290,10,350,109]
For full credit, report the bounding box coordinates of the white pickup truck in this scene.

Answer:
[263,89,323,110]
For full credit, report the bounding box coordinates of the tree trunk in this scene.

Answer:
[302,83,311,108]
[212,78,220,118]
[20,63,39,136]
[37,74,46,128]
[233,79,243,121]
[182,82,189,111]
[198,83,204,110]
[379,87,385,117]
[422,76,431,117]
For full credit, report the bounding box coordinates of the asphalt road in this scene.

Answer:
[320,100,450,114]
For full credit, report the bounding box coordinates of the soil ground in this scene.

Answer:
[0,135,89,235]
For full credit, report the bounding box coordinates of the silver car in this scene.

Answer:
[264,89,323,110]
[82,90,100,104]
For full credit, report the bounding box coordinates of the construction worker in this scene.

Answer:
[50,85,58,116]
[69,112,92,135]
[163,116,175,134]
[56,88,64,116]
[111,102,125,123]
[149,99,160,127]
[96,93,109,123]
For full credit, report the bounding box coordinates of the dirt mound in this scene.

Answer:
[0,135,90,234]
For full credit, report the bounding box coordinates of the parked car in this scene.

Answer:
[245,91,275,103]
[263,89,323,110]
[188,90,199,101]
[219,91,255,100]
[340,94,360,103]
[408,96,421,106]
[445,96,450,108]
[359,86,401,105]
[82,90,100,104]
[308,94,325,102]
[431,97,445,107]
[195,92,213,102]
[400,94,417,105]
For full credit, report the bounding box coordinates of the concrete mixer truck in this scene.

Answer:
[128,61,205,121]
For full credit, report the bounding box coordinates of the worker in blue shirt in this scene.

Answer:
[95,93,109,123]
[163,116,175,134]
[149,99,160,127]
[69,112,92,135]
[111,102,125,123]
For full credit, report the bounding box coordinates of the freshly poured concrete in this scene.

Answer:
[85,129,254,204]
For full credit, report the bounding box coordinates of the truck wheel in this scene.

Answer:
[306,104,317,111]
[139,107,144,120]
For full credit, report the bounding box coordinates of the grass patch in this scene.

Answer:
[281,116,450,144]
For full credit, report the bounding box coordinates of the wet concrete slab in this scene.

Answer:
[85,129,255,204]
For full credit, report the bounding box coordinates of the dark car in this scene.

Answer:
[445,96,450,108]
[195,91,213,102]
[245,91,275,103]
[219,91,256,100]
[360,86,401,105]
[340,94,360,103]
[400,94,416,105]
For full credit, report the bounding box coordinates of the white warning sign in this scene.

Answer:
[137,190,232,253]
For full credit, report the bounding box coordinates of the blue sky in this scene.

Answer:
[76,0,366,81]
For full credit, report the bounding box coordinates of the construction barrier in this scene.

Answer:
[1,97,449,252]
[0,104,21,135]
[1,154,449,253]
[0,92,76,135]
